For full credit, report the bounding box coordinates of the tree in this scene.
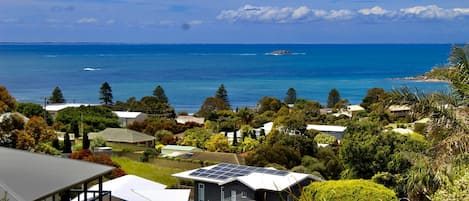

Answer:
[54,106,120,134]
[215,84,230,109]
[16,102,52,125]
[361,87,389,111]
[99,82,113,105]
[82,132,90,149]
[257,96,282,113]
[245,144,301,169]
[196,97,229,119]
[327,88,341,108]
[0,86,16,113]
[153,85,168,103]
[15,130,35,150]
[63,133,72,153]
[25,116,54,143]
[448,45,469,105]
[49,86,65,104]
[205,134,230,152]
[237,107,254,124]
[177,127,212,149]
[284,88,297,104]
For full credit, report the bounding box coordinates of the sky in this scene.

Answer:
[0,0,469,43]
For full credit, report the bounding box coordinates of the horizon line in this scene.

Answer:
[0,42,466,45]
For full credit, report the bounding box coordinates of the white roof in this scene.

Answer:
[113,111,143,118]
[45,103,99,112]
[392,128,413,134]
[234,172,310,191]
[172,163,320,192]
[347,105,365,112]
[74,175,189,201]
[388,105,411,112]
[307,124,346,132]
[176,115,205,124]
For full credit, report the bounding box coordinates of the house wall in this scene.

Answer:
[194,181,256,201]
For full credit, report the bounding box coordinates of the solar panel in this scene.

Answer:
[189,163,289,180]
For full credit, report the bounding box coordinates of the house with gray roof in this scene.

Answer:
[88,128,156,147]
[0,147,113,201]
[173,163,321,201]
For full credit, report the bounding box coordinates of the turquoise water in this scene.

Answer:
[0,44,451,112]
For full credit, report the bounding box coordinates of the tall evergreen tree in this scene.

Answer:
[215,84,230,109]
[99,82,113,105]
[49,86,65,104]
[153,85,168,103]
[327,88,341,108]
[82,132,90,149]
[284,88,297,104]
[63,133,72,153]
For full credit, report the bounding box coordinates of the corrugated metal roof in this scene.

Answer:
[88,128,155,143]
[0,147,113,201]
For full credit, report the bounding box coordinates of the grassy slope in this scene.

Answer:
[112,156,185,187]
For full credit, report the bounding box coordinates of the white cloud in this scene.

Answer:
[217,4,469,23]
[76,18,97,24]
[359,6,389,15]
[106,19,115,24]
[1,18,18,23]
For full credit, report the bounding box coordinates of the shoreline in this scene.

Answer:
[391,75,450,83]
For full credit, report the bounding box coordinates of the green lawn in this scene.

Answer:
[112,156,186,187]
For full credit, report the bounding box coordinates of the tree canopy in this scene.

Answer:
[153,85,168,103]
[0,86,16,113]
[215,84,230,109]
[49,86,65,104]
[327,88,341,108]
[284,88,297,104]
[99,82,113,105]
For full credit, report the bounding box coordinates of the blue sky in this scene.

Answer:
[1,0,468,43]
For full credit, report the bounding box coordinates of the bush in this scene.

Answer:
[299,179,398,201]
[314,133,337,144]
[91,136,107,148]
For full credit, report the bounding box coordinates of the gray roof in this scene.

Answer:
[89,128,156,143]
[0,147,114,201]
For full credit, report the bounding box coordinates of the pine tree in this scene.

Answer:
[153,85,168,103]
[82,132,90,149]
[284,88,297,104]
[63,133,72,153]
[215,84,230,109]
[327,88,341,108]
[99,82,113,105]
[49,86,65,104]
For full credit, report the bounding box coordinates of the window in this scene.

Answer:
[231,190,236,201]
[221,187,224,201]
[198,183,205,201]
[241,191,247,198]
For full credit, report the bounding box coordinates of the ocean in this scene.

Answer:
[0,44,451,112]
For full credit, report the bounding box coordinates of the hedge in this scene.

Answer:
[299,179,398,201]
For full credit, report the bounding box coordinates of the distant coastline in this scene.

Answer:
[391,75,449,83]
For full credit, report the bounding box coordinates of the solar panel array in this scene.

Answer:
[189,163,289,180]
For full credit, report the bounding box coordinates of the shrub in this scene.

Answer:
[299,179,398,201]
[314,133,337,144]
[91,136,107,148]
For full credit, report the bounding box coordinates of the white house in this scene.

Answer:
[307,124,347,139]
[113,111,147,127]
[45,103,99,117]
[74,175,190,201]
[176,115,205,125]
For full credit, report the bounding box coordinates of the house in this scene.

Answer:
[226,122,273,142]
[0,147,113,201]
[306,124,347,139]
[45,103,99,117]
[74,175,190,201]
[88,128,156,147]
[173,163,321,201]
[176,115,205,125]
[112,111,148,127]
[161,145,202,157]
[388,105,411,117]
[347,105,365,116]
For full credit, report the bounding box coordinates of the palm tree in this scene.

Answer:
[448,45,469,106]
